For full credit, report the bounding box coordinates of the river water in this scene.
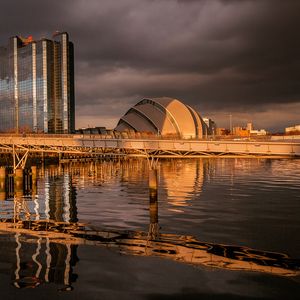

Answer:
[0,158,299,299]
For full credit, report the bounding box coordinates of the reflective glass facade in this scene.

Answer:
[0,33,75,133]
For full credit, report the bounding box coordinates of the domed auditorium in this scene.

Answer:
[115,97,209,139]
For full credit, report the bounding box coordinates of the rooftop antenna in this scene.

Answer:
[228,113,232,134]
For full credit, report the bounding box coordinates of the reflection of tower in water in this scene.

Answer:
[7,165,80,290]
[44,166,78,222]
[13,234,79,289]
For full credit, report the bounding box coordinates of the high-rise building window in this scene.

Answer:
[0,32,75,133]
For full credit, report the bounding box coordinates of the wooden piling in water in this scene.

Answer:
[0,167,6,200]
[149,167,159,239]
[14,168,23,198]
[31,166,37,198]
[149,168,158,224]
[149,168,158,191]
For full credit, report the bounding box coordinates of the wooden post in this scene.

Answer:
[14,168,23,199]
[149,168,158,193]
[31,166,37,198]
[0,167,6,200]
[148,167,159,239]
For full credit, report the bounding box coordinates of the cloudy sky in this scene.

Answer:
[1,0,299,131]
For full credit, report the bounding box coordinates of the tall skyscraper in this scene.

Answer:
[0,32,75,133]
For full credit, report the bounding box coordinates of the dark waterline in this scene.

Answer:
[0,158,299,299]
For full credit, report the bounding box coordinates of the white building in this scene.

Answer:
[285,125,300,134]
[250,129,267,136]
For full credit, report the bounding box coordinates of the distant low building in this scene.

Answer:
[285,125,300,135]
[76,127,108,135]
[216,128,230,136]
[232,126,249,137]
[232,122,267,137]
[250,129,267,136]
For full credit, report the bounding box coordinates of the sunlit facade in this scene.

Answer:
[115,97,208,139]
[0,32,75,133]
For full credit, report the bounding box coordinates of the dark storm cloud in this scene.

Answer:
[0,0,299,130]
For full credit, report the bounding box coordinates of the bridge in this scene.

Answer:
[0,134,299,169]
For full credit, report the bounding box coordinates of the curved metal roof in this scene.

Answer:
[115,97,207,138]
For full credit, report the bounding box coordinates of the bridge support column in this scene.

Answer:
[0,167,6,201]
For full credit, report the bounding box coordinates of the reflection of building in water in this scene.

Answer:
[14,198,31,221]
[44,159,205,212]
[12,233,78,289]
[56,159,209,211]
[120,159,149,183]
[160,159,205,209]
[41,166,77,222]
[212,158,268,177]
[60,159,149,190]
[67,159,207,211]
